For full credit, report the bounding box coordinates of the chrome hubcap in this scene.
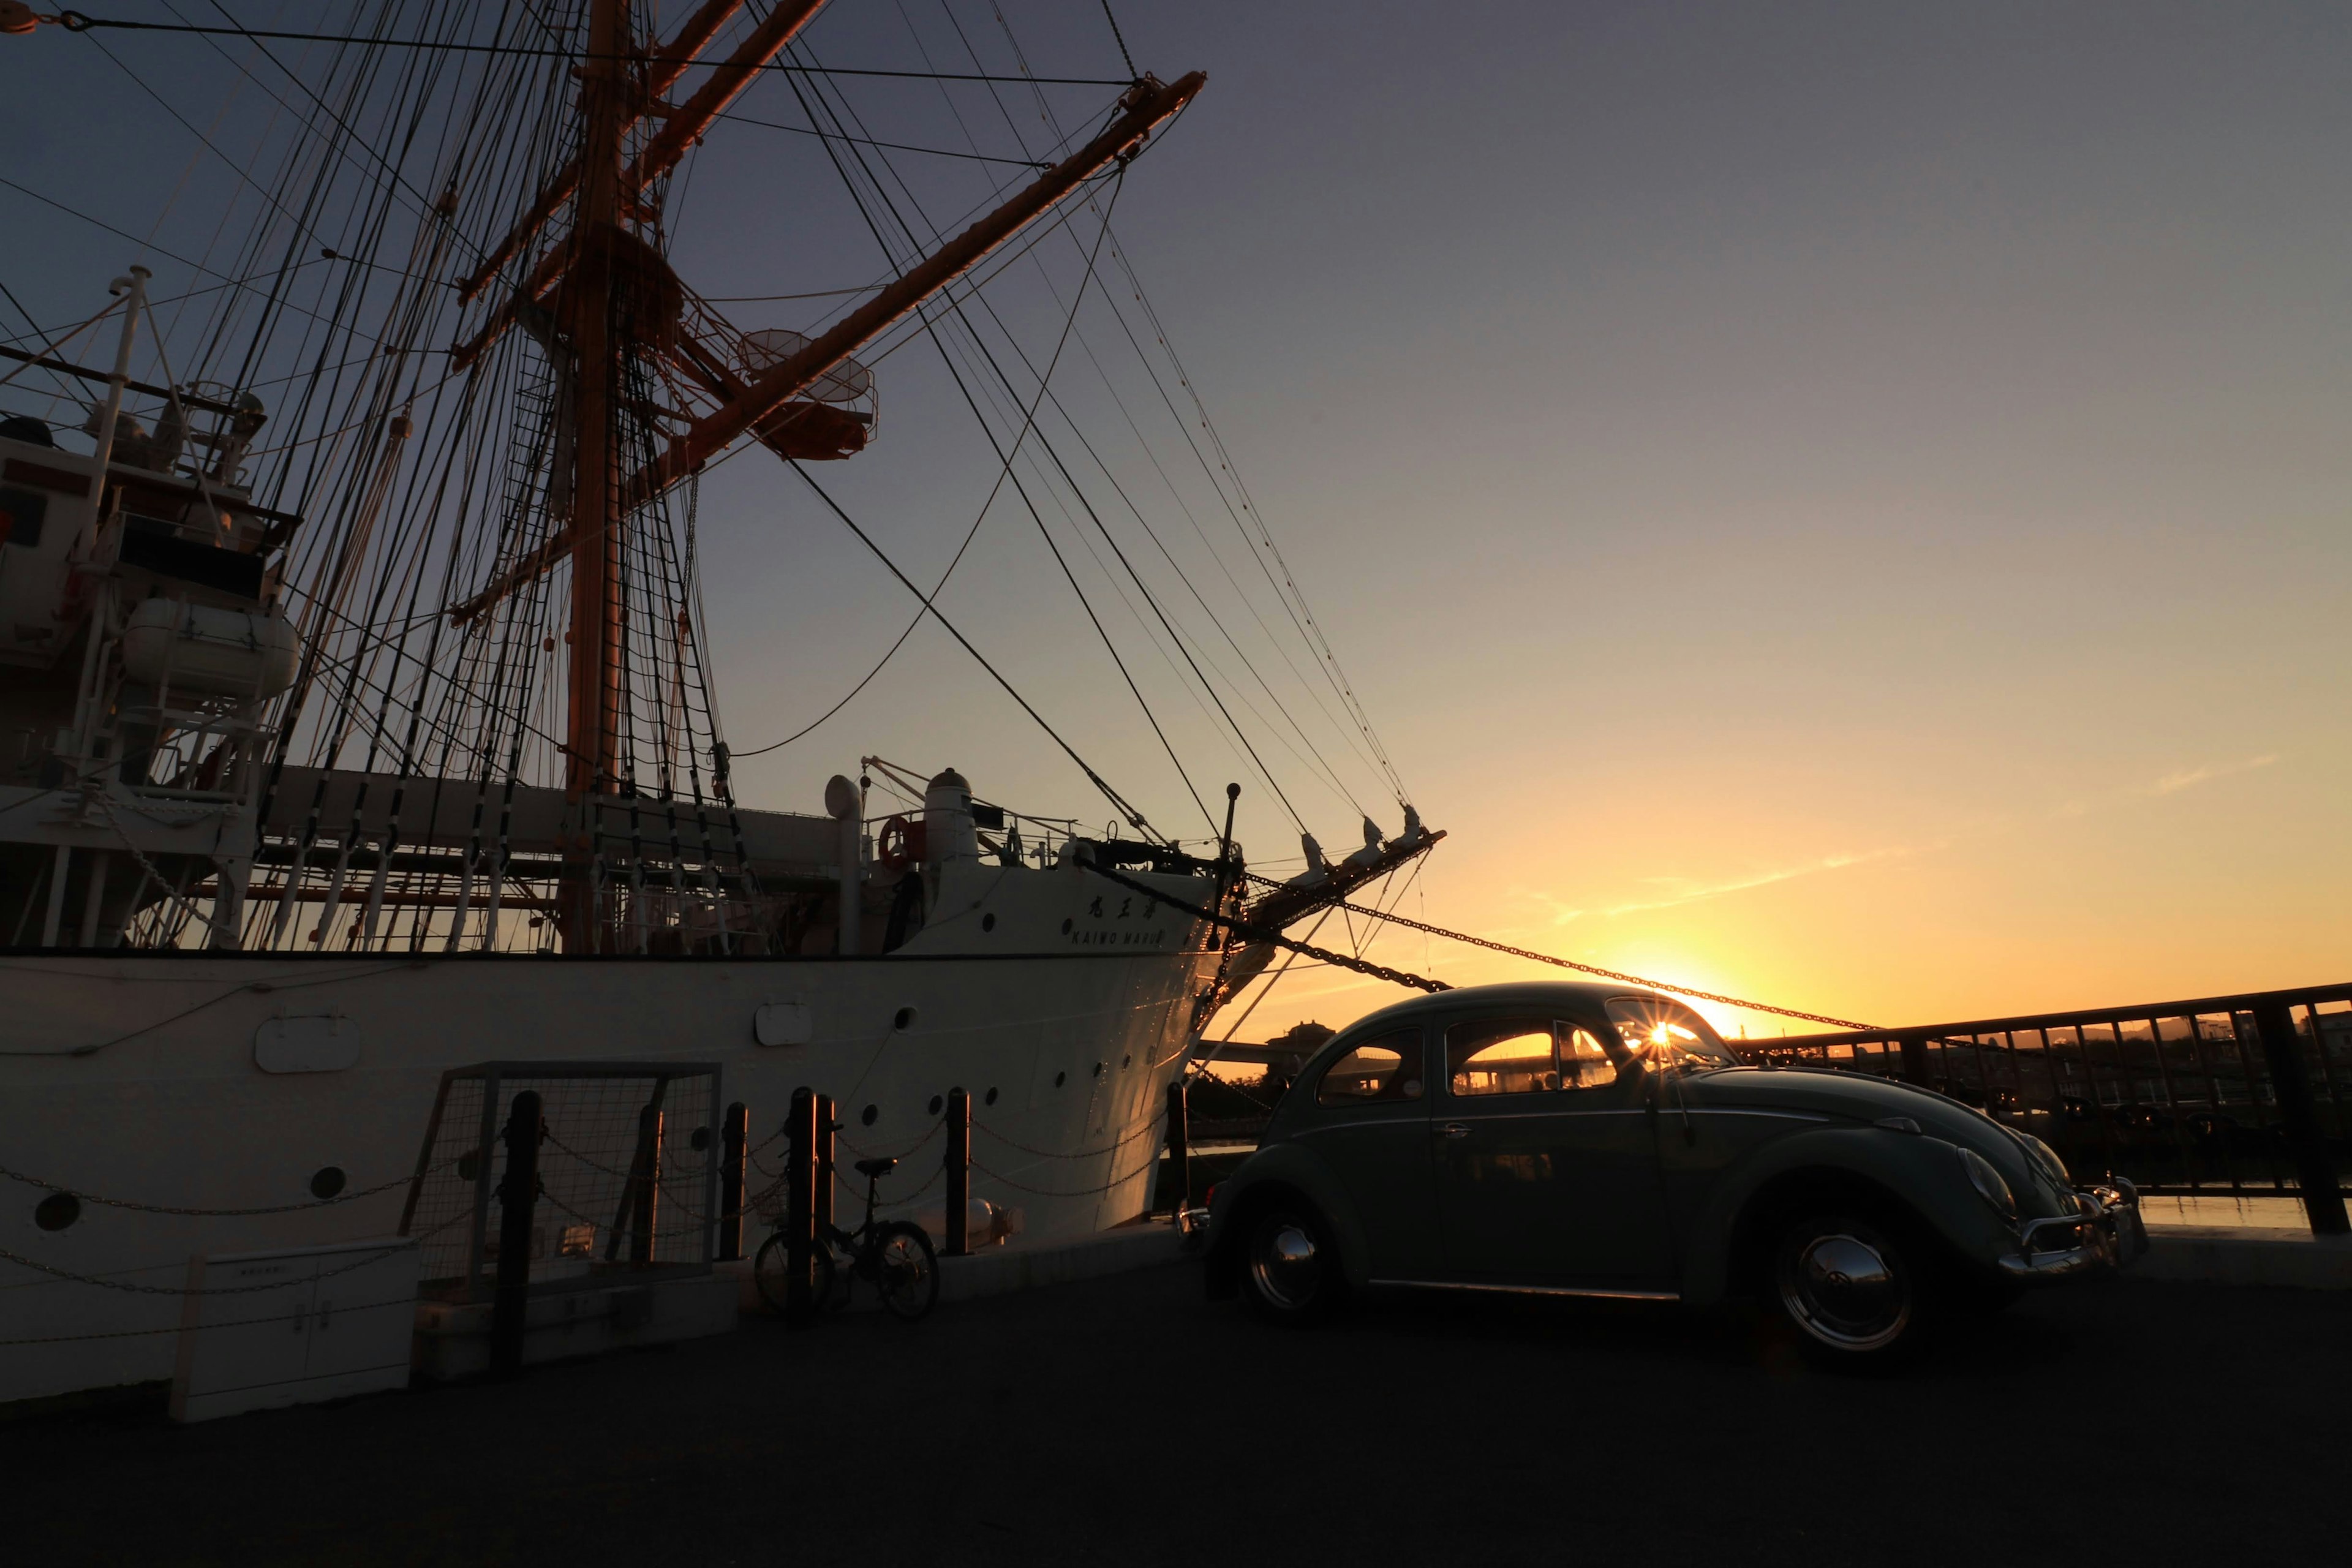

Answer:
[1781,1229,1910,1351]
[1251,1221,1321,1310]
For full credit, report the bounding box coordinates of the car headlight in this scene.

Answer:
[1956,1146,2017,1219]
[2021,1134,2068,1185]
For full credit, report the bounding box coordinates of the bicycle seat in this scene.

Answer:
[853,1156,898,1178]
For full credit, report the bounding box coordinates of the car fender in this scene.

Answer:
[1675,1126,2016,1306]
[1204,1140,1377,1291]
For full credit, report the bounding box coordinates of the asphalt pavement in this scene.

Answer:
[9,1267,2348,1567]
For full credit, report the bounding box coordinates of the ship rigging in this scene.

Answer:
[0,2,1434,972]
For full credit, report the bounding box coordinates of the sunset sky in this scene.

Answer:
[4,2,2345,1036]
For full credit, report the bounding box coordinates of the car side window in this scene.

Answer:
[1314,1029,1425,1106]
[1447,1017,1621,1097]
[1560,1024,1618,1089]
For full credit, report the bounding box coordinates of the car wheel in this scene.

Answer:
[1769,1210,1935,1370]
[1241,1204,1342,1324]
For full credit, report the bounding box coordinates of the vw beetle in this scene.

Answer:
[1202,982,2144,1365]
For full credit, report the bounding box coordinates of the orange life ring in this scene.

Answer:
[877,814,926,872]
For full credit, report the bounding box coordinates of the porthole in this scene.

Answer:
[34,1193,79,1232]
[1060,918,1072,935]
[984,1087,999,1106]
[928,1095,944,1116]
[457,1150,482,1182]
[981,913,996,933]
[1092,1060,1105,1077]
[688,1126,712,1152]
[893,1006,916,1031]
[308,1166,347,1200]
[861,1104,878,1126]
[1054,1071,1066,1089]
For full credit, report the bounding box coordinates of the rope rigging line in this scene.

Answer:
[1098,2,1139,81]
[715,108,1052,169]
[790,56,1231,836]
[1080,856,1876,1033]
[40,15,1133,84]
[912,39,1401,821]
[772,48,1192,840]
[726,159,1123,764]
[1231,870,1877,1031]
[929,15,1376,827]
[1099,239,1411,808]
[785,442,1159,844]
[1080,858,1450,996]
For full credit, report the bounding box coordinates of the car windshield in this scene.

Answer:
[1605,997,1742,1075]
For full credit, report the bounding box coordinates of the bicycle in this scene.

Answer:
[753,1153,940,1322]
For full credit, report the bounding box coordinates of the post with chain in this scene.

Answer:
[1164,1077,1191,1218]
[814,1092,838,1234]
[785,1087,817,1324]
[945,1087,971,1256]
[717,1101,748,1262]
[491,1090,543,1378]
[2250,1000,2350,1235]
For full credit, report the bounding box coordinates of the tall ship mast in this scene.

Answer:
[0,2,1435,1406]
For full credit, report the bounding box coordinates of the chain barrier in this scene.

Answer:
[0,1238,416,1297]
[0,1157,448,1217]
[0,1291,428,1350]
[835,1120,946,1210]
[969,1152,1158,1200]
[835,1118,943,1166]
[866,1161,944,1210]
[1080,861,1450,994]
[972,1109,1166,1162]
[1232,869,1878,1031]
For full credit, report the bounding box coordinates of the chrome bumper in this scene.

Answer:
[1997,1180,2149,1281]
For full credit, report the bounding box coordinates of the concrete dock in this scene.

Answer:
[7,1247,2349,1566]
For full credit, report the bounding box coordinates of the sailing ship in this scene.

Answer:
[0,3,1434,1404]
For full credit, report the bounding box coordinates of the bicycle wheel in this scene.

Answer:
[871,1221,939,1322]
[752,1231,836,1316]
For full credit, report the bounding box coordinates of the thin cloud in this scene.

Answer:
[1605,844,1924,917]
[2144,754,2278,797]
[1499,889,1586,929]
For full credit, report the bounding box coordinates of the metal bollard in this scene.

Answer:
[814,1092,837,1234]
[1164,1078,1190,1219]
[627,1103,662,1265]
[491,1090,543,1378]
[717,1101,748,1262]
[785,1087,816,1324]
[945,1087,971,1256]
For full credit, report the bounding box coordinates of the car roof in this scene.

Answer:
[1332,979,1675,1042]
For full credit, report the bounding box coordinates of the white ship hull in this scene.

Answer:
[0,872,1223,1405]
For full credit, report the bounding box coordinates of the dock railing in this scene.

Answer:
[1741,984,2352,1235]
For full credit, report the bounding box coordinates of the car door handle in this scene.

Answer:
[1435,1123,1472,1139]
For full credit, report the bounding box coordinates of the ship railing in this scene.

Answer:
[1740,982,2352,1234]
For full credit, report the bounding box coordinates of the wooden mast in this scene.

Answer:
[560,0,630,951]
[447,70,1208,628]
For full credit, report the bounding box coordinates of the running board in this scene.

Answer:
[1370,1279,1680,1303]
